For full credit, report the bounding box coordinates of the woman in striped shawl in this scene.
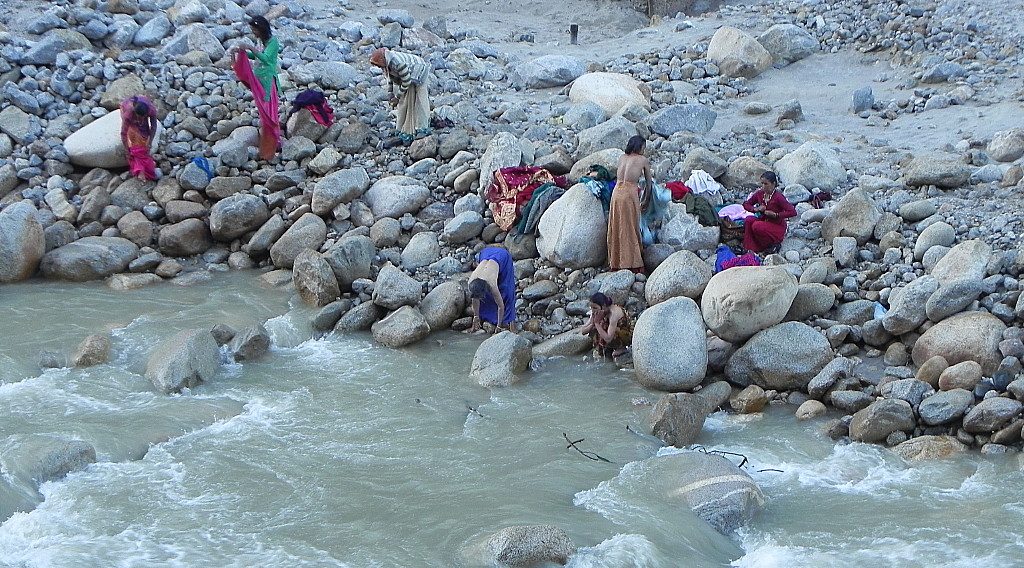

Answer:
[369,47,432,146]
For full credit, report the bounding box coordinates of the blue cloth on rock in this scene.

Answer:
[477,247,517,325]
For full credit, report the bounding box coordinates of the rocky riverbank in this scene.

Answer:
[1,0,1024,462]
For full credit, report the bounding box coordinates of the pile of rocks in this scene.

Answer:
[1,0,1024,455]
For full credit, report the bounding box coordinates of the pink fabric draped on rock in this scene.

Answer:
[127,145,156,180]
[233,51,281,160]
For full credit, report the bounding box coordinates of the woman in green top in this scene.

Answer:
[230,16,281,160]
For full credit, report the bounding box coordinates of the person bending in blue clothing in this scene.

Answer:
[467,247,516,334]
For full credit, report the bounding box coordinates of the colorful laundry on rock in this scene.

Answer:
[285,90,334,134]
[486,167,567,231]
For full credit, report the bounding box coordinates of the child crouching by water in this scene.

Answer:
[579,292,632,358]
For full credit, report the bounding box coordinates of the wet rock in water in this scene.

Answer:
[892,435,969,462]
[730,384,769,413]
[145,328,221,394]
[661,451,764,535]
[420,280,466,331]
[649,391,711,447]
[470,331,532,388]
[210,324,236,346]
[228,324,271,361]
[962,397,1023,434]
[532,330,594,359]
[6,434,97,490]
[371,306,431,348]
[644,250,713,305]
[633,297,707,392]
[335,301,382,333]
[796,399,827,420]
[72,334,112,367]
[726,321,833,390]
[701,266,798,343]
[0,201,45,283]
[849,398,916,443]
[912,311,1006,376]
[372,263,423,310]
[293,249,341,307]
[537,185,607,269]
[473,525,576,567]
[311,300,353,333]
[918,388,974,426]
[40,236,140,282]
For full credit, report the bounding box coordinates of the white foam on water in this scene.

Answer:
[568,533,663,568]
[748,442,917,496]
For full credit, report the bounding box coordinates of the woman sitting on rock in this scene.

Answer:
[119,95,159,180]
[741,171,796,254]
[580,292,632,358]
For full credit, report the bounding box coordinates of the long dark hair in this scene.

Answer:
[624,135,646,155]
[249,16,272,43]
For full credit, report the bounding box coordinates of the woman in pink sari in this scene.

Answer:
[230,16,281,160]
[119,95,158,180]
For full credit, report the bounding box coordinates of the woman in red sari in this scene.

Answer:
[120,95,159,180]
[230,16,281,160]
[742,171,796,253]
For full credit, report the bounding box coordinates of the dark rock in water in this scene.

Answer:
[229,324,271,361]
[661,451,764,535]
[210,324,236,346]
[649,392,710,447]
[312,300,354,333]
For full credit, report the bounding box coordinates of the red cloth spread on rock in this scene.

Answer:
[665,181,691,200]
[486,167,567,231]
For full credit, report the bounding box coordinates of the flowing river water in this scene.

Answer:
[1,271,1023,567]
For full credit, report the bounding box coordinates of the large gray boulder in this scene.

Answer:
[293,249,341,307]
[902,153,971,188]
[145,328,220,393]
[510,55,585,89]
[658,204,720,251]
[228,324,271,361]
[568,72,648,117]
[64,110,130,169]
[2,434,96,491]
[644,250,713,305]
[322,235,375,291]
[209,193,270,241]
[633,297,708,391]
[925,278,984,322]
[891,435,968,462]
[478,132,523,195]
[707,26,773,78]
[364,175,430,218]
[785,283,836,321]
[532,330,594,358]
[470,331,532,387]
[401,232,441,270]
[725,321,833,390]
[775,141,846,193]
[40,237,139,281]
[645,104,717,137]
[929,240,990,285]
[311,168,370,215]
[849,399,916,443]
[912,311,1006,376]
[918,389,974,426]
[650,392,713,446]
[269,213,327,269]
[335,301,382,332]
[372,263,422,310]
[158,218,213,257]
[0,202,45,282]
[371,306,431,348]
[420,280,466,331]
[962,397,1023,434]
[820,188,881,244]
[289,61,360,90]
[537,184,607,269]
[660,452,764,534]
[575,116,638,158]
[913,221,955,260]
[882,275,939,335]
[987,128,1024,162]
[701,266,798,343]
[22,29,92,66]
[757,23,819,65]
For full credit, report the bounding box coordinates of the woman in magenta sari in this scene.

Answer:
[742,171,796,253]
[119,95,158,180]
[230,16,281,160]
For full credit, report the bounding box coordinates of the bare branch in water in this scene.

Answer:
[563,432,613,463]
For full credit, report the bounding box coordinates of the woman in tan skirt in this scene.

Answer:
[607,136,650,273]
